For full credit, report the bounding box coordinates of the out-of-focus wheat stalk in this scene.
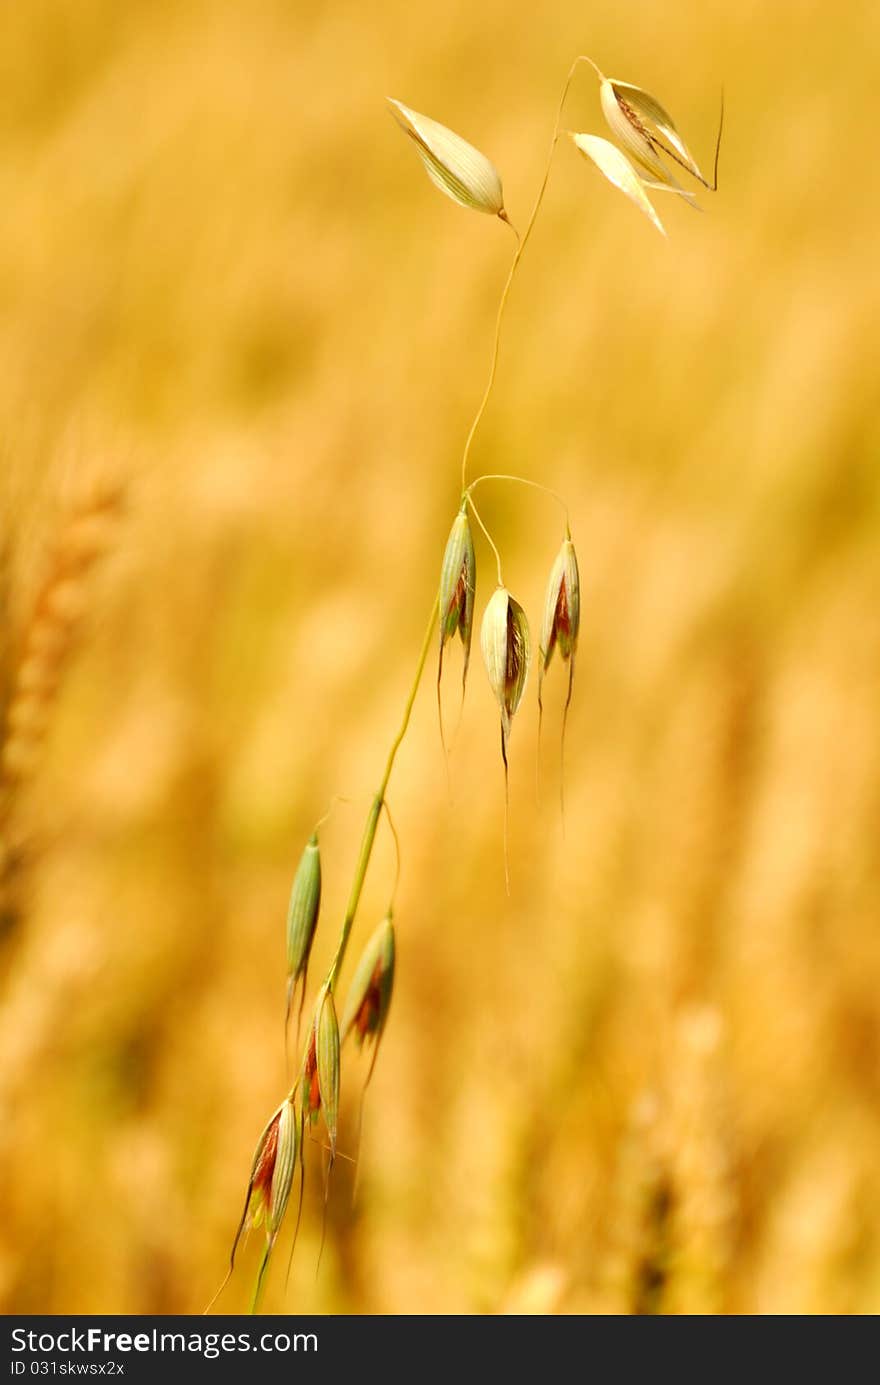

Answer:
[601,1006,736,1314]
[0,483,122,941]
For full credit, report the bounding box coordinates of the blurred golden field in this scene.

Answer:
[2,0,880,1316]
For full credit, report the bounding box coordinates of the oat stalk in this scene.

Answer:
[459,55,599,494]
[215,51,719,1312]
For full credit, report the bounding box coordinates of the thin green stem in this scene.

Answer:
[382,800,402,915]
[322,51,598,1003]
[326,593,439,991]
[468,473,571,535]
[241,55,608,1313]
[465,491,503,585]
[459,54,597,493]
[313,795,349,832]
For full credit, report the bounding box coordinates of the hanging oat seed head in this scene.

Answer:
[572,134,667,236]
[537,538,582,818]
[600,77,708,191]
[540,538,580,678]
[266,1099,298,1237]
[285,833,322,1043]
[481,586,531,761]
[387,99,509,223]
[341,914,395,1054]
[210,1095,301,1313]
[241,1097,299,1246]
[304,983,340,1161]
[303,1025,320,1121]
[438,505,476,692]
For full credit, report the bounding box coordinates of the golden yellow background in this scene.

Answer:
[2,0,879,1314]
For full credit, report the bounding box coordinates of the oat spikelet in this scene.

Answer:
[341,914,395,1069]
[206,1095,300,1315]
[600,78,709,190]
[481,587,530,763]
[571,134,667,236]
[538,537,580,823]
[341,914,396,1203]
[437,505,476,752]
[285,833,322,1059]
[303,983,340,1163]
[387,99,510,225]
[481,587,530,890]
